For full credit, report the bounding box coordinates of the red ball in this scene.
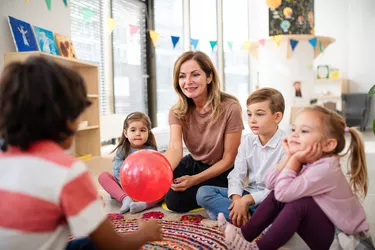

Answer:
[120,149,173,202]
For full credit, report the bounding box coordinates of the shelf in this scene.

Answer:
[316,78,342,82]
[77,125,99,132]
[4,51,97,68]
[87,94,99,98]
[316,95,341,100]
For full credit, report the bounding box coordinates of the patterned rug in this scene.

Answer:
[108,213,227,249]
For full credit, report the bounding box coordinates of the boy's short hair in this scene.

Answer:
[0,56,91,151]
[246,88,285,114]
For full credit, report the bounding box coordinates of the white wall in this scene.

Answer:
[249,0,375,128]
[0,0,70,69]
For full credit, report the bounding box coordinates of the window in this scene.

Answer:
[223,0,250,108]
[154,0,183,126]
[112,0,147,114]
[70,0,109,115]
[190,0,218,67]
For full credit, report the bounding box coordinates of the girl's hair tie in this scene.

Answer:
[344,127,350,133]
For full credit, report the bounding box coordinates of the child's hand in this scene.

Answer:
[293,143,322,164]
[228,198,251,227]
[139,219,162,242]
[282,138,293,157]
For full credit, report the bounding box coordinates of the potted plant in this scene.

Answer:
[368,85,375,133]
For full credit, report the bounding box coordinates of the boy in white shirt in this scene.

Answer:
[196,88,286,227]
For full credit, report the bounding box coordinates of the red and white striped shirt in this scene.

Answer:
[0,141,106,250]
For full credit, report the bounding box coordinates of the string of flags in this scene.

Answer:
[27,0,326,58]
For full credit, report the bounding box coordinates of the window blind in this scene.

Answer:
[112,0,148,115]
[154,0,184,126]
[70,0,109,115]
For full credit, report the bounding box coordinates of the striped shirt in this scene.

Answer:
[0,141,106,250]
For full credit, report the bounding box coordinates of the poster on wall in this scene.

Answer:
[269,0,314,36]
[33,26,59,55]
[8,16,38,52]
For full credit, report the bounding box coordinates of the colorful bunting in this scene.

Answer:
[129,24,139,37]
[190,38,199,50]
[306,64,313,70]
[149,30,160,47]
[243,40,251,50]
[82,8,95,23]
[227,41,233,50]
[289,39,299,51]
[171,36,180,48]
[319,41,324,52]
[209,41,217,51]
[26,0,29,3]
[63,0,68,7]
[45,0,51,10]
[308,37,317,48]
[107,18,117,35]
[258,39,265,46]
[272,35,282,46]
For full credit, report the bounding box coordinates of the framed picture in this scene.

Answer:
[8,16,38,52]
[269,0,314,36]
[33,26,59,55]
[55,34,76,59]
[294,81,302,97]
[317,65,330,79]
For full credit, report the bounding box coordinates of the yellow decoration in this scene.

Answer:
[266,0,282,9]
[272,35,282,46]
[106,17,117,35]
[26,0,29,3]
[149,30,160,47]
[243,40,251,50]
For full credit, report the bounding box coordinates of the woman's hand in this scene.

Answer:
[170,175,198,192]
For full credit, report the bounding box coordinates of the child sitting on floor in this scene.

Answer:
[219,105,374,250]
[0,57,161,250]
[196,88,286,227]
[98,112,160,214]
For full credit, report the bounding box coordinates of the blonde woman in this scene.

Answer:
[164,51,244,212]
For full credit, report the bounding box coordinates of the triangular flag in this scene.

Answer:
[190,38,199,50]
[209,41,217,51]
[243,40,251,50]
[82,8,95,23]
[227,41,233,50]
[129,24,139,37]
[171,36,180,48]
[149,30,160,47]
[308,37,317,48]
[107,17,117,35]
[290,39,299,51]
[63,0,68,7]
[258,39,265,46]
[26,0,29,3]
[272,35,282,46]
[45,0,51,10]
[319,41,324,52]
[306,64,313,70]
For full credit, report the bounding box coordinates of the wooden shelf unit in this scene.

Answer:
[313,78,348,111]
[3,52,101,156]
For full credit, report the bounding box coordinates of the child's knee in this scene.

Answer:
[98,172,112,183]
[196,186,215,206]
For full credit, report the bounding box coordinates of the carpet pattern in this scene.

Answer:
[108,213,228,249]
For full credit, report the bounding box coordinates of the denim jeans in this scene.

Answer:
[196,186,258,221]
[65,237,97,250]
